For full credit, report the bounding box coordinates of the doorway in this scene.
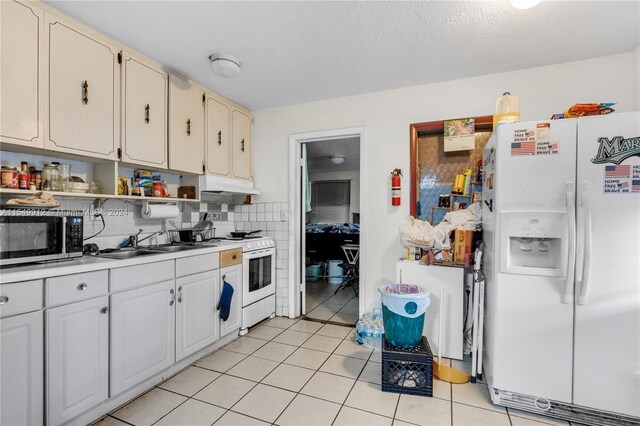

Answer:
[288,127,367,324]
[303,138,360,324]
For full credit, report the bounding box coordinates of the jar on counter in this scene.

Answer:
[1,166,19,189]
[30,169,43,190]
[43,163,60,191]
[152,181,165,197]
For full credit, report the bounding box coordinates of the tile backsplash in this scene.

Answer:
[59,199,236,249]
[16,198,291,317]
[234,202,290,317]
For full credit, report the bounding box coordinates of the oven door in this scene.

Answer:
[242,248,276,307]
[0,215,65,265]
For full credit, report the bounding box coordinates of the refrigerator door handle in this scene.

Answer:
[577,183,592,306]
[563,183,576,304]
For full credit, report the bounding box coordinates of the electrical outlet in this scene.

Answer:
[90,208,103,221]
[280,209,288,221]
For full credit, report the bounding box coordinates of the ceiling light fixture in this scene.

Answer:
[509,0,541,9]
[330,155,345,165]
[209,53,241,78]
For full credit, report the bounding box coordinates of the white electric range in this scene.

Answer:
[215,236,276,335]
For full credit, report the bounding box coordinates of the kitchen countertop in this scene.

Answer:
[0,242,244,284]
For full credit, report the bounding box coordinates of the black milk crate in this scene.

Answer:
[381,335,433,397]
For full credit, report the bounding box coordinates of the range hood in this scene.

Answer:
[199,175,261,195]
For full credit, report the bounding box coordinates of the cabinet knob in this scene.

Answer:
[232,254,237,259]
[0,295,8,305]
[77,283,88,291]
[100,307,109,314]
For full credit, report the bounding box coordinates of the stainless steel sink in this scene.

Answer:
[96,249,160,259]
[147,245,203,252]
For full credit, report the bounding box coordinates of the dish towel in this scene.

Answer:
[217,281,234,322]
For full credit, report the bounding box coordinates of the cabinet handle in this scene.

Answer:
[77,283,88,291]
[177,286,183,303]
[82,80,89,105]
[241,138,245,152]
[218,130,222,145]
[186,119,191,136]
[0,295,8,305]
[222,274,226,281]
[145,104,150,124]
[232,254,237,260]
[169,288,175,306]
[100,307,109,314]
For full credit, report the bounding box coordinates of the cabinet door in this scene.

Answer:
[231,109,251,179]
[205,96,231,176]
[0,1,43,148]
[46,296,109,426]
[169,75,204,174]
[176,270,219,361]
[0,311,43,426]
[396,261,464,360]
[231,109,252,180]
[45,13,119,159]
[110,280,175,396]
[122,53,168,168]
[220,264,242,337]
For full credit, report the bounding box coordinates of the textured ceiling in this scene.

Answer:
[45,1,640,110]
[306,137,360,173]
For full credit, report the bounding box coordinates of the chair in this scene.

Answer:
[334,261,359,296]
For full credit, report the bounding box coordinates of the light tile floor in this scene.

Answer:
[305,279,359,325]
[95,317,577,426]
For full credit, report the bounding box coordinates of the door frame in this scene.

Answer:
[288,127,367,319]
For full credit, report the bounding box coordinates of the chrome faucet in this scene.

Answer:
[134,230,164,248]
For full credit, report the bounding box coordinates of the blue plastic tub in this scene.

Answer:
[306,264,322,282]
[378,284,430,348]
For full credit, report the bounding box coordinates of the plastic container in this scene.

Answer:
[356,308,383,349]
[327,260,344,284]
[493,92,520,130]
[378,284,431,348]
[305,264,322,282]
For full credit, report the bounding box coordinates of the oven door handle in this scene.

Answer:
[245,248,275,258]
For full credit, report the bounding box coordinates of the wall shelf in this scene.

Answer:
[0,188,200,203]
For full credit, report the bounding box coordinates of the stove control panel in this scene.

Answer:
[244,238,276,251]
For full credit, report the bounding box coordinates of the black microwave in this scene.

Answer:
[0,210,84,266]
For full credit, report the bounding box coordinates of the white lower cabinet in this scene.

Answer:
[46,296,109,426]
[110,280,175,396]
[0,311,43,426]
[219,264,242,337]
[175,270,219,361]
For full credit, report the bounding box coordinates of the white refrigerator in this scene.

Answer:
[481,112,640,425]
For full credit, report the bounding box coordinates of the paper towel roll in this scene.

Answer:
[141,203,179,219]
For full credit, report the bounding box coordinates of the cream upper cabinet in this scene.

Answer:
[169,75,205,174]
[121,53,168,168]
[231,108,252,180]
[0,1,44,148]
[205,95,231,176]
[45,12,119,160]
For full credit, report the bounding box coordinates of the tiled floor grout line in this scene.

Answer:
[109,317,524,426]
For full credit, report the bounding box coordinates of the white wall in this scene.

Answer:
[633,45,640,111]
[252,52,635,313]
[308,170,360,220]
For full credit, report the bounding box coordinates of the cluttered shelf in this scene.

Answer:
[0,188,200,203]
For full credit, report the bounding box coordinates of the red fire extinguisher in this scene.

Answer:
[391,169,402,206]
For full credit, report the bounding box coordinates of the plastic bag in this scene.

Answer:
[399,216,436,249]
[356,308,383,349]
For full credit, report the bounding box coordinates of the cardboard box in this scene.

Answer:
[454,229,474,264]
